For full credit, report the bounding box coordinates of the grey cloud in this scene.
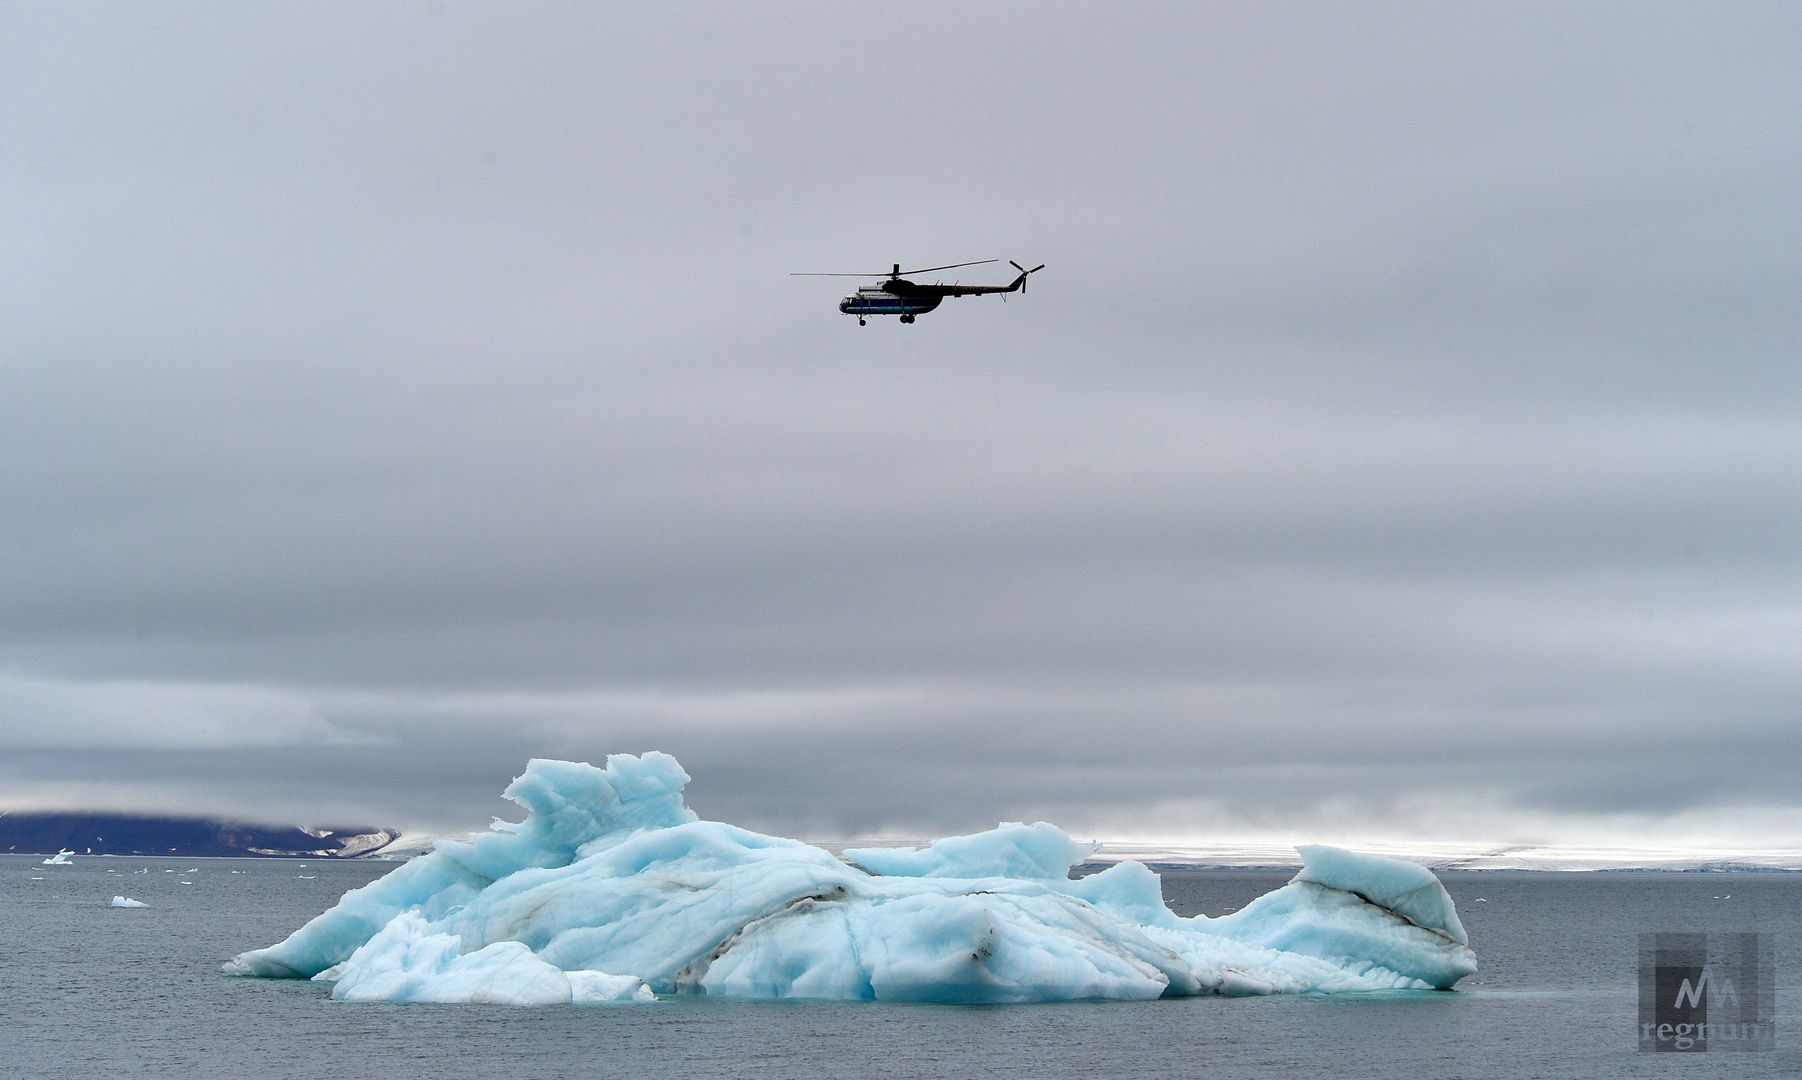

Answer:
[3,3,1800,847]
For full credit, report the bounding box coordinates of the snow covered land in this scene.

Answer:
[0,812,400,859]
[226,753,1476,1005]
[1085,841,1802,873]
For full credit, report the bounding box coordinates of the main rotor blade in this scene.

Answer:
[791,259,1002,277]
[898,259,998,276]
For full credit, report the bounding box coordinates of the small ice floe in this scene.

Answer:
[30,875,43,881]
[298,875,317,880]
[180,881,194,886]
[182,868,199,874]
[1474,898,1487,902]
[111,896,149,909]
[107,869,118,874]
[41,849,75,866]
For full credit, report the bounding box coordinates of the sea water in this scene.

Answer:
[4,855,1797,1078]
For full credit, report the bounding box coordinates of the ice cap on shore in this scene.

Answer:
[226,752,1476,1005]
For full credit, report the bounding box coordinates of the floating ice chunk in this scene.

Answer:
[567,970,659,1003]
[227,753,1476,1004]
[111,895,149,908]
[42,849,75,865]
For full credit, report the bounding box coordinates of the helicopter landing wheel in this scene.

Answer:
[900,314,914,324]
[858,317,866,326]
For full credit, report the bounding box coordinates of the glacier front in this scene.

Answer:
[225,753,1476,1005]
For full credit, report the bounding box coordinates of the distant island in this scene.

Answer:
[0,811,402,859]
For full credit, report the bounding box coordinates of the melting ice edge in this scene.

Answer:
[224,752,1477,1005]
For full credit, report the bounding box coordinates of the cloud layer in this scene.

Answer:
[4,4,1799,844]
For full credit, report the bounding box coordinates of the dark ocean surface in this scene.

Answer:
[5,855,1797,1078]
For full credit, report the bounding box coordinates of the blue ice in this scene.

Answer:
[225,753,1476,1005]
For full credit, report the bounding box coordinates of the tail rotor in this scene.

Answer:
[1009,260,1046,293]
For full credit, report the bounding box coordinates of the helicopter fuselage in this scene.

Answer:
[838,283,944,319]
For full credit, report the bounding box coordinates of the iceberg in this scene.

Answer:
[226,753,1476,1005]
[111,895,149,908]
[42,849,75,865]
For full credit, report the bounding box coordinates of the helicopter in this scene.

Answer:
[791,259,1045,324]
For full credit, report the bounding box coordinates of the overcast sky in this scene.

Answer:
[4,3,1800,849]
